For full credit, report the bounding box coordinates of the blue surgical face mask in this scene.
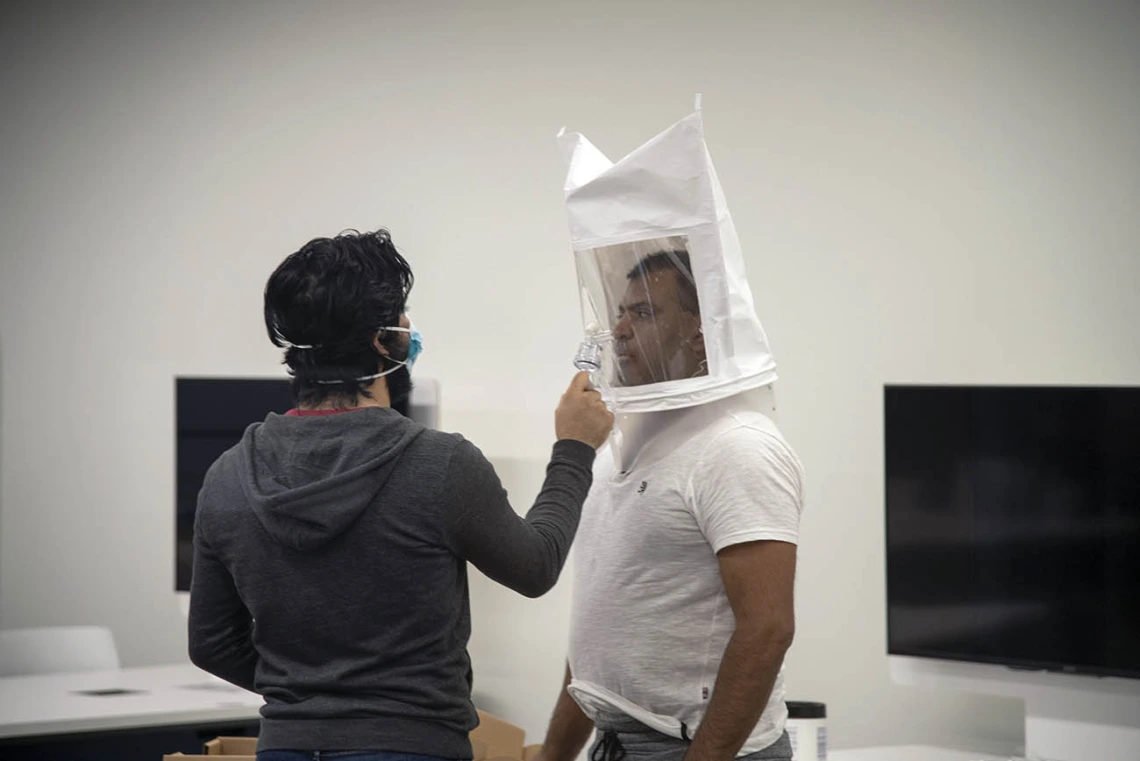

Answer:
[301,319,423,385]
[405,321,423,369]
[360,320,422,378]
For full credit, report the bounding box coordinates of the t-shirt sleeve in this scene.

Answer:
[688,424,805,553]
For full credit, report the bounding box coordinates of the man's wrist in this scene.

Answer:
[552,438,597,464]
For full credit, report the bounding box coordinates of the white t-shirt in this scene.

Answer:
[568,393,805,754]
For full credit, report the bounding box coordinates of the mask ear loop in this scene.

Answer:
[314,325,411,384]
[272,324,321,351]
[317,360,408,384]
[279,339,318,350]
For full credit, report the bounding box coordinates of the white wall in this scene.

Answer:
[2,0,1138,752]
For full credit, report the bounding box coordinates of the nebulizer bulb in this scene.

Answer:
[574,322,605,372]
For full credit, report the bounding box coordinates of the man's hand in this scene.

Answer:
[556,371,614,449]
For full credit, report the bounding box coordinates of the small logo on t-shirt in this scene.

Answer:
[701,686,709,700]
[638,481,648,494]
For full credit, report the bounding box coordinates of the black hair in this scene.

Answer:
[627,250,700,315]
[264,228,413,407]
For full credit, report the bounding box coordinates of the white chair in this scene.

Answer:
[0,626,121,677]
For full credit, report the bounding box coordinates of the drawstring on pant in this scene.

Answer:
[591,730,627,761]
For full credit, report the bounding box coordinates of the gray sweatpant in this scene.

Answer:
[589,712,793,761]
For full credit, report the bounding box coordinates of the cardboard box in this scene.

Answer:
[162,735,258,760]
[163,712,540,761]
[470,709,526,760]
[483,744,543,761]
[471,737,544,761]
[488,745,543,761]
[204,737,258,756]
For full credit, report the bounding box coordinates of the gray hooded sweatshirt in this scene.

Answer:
[187,407,594,756]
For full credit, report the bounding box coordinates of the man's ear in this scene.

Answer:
[686,315,706,353]
[372,331,391,358]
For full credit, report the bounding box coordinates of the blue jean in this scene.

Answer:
[257,753,456,761]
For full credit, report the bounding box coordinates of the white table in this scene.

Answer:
[0,663,263,741]
[0,669,1019,760]
[830,746,1010,761]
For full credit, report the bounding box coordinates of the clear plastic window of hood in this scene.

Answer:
[578,237,708,389]
[562,102,778,414]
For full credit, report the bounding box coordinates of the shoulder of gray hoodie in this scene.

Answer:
[200,406,597,600]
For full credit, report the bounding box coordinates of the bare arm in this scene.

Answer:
[683,540,796,761]
[538,663,595,761]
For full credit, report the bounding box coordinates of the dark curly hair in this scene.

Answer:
[263,228,414,407]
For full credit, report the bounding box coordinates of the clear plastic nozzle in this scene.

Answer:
[574,322,607,371]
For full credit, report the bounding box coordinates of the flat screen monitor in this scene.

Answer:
[885,385,1140,680]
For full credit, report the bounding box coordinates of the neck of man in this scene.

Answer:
[614,408,684,473]
[613,385,778,472]
[300,378,391,411]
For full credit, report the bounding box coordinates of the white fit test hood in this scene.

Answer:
[559,98,777,414]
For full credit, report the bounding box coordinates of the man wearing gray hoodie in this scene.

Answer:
[188,229,613,760]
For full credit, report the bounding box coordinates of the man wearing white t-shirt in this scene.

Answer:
[538,251,804,761]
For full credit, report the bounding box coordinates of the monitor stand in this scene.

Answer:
[891,655,1140,761]
[1026,691,1140,761]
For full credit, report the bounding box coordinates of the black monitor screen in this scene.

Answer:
[176,378,294,591]
[885,385,1140,679]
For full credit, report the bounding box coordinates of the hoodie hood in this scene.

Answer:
[559,98,778,414]
[236,407,423,551]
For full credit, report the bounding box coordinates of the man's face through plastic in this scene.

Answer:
[612,263,707,387]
